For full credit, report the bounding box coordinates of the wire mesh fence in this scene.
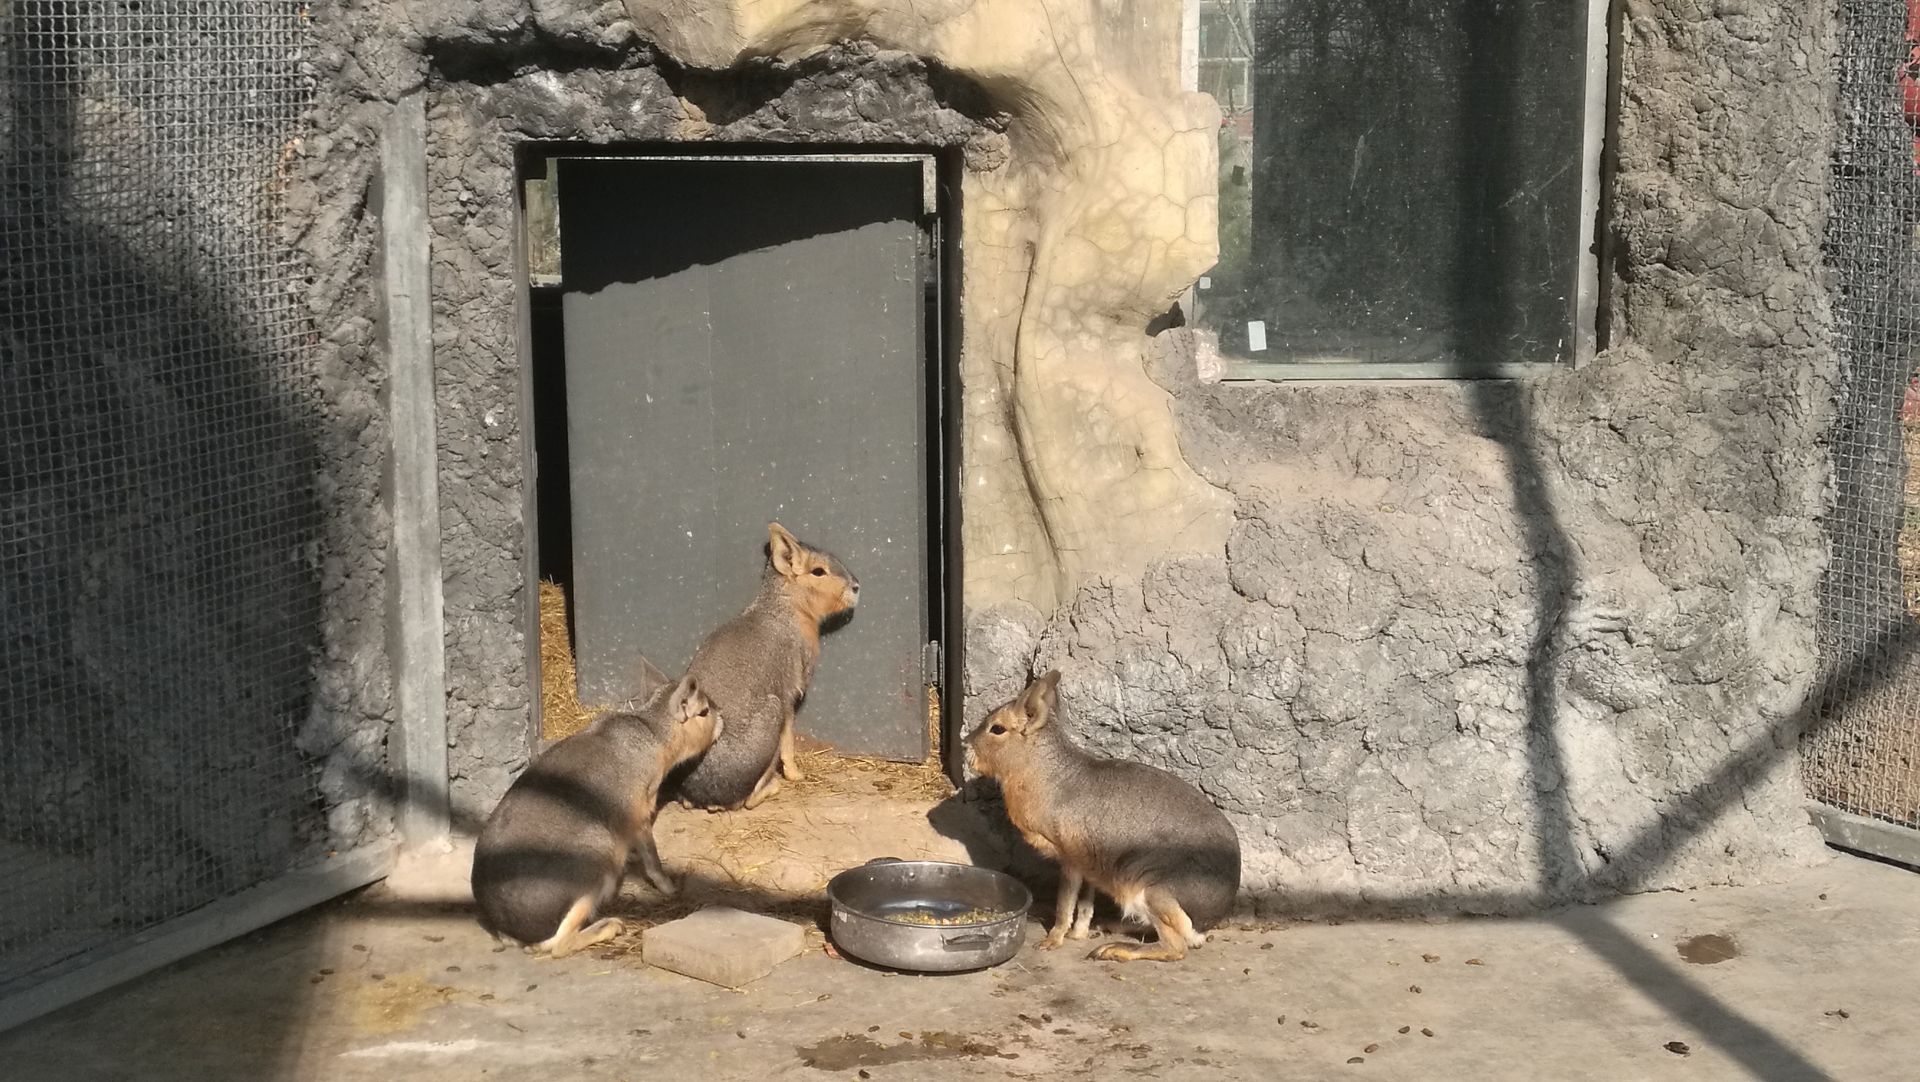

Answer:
[0,2,323,995]
[1803,0,1920,839]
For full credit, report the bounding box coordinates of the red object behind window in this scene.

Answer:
[1903,0,1920,162]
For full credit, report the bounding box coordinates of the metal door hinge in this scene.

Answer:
[923,640,943,688]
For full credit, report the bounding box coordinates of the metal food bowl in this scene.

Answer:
[827,858,1033,973]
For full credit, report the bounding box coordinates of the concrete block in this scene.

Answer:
[642,907,807,988]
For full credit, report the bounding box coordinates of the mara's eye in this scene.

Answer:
[697,707,710,717]
[810,567,827,576]
[988,723,1007,735]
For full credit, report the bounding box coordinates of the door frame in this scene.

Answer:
[510,143,966,775]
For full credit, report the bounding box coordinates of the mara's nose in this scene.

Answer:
[849,580,861,596]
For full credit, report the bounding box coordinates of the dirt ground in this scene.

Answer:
[1,782,1915,1082]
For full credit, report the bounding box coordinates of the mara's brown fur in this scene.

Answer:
[967,671,1242,963]
[669,523,859,811]
[471,675,721,957]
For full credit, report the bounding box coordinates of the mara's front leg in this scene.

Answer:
[778,706,805,782]
[630,827,676,896]
[1068,879,1098,940]
[1038,866,1083,951]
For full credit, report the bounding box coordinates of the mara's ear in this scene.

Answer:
[634,655,671,702]
[1020,670,1062,730]
[767,522,802,577]
[665,674,702,719]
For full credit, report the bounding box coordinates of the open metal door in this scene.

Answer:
[554,155,937,760]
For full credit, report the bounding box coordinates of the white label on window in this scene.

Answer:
[1246,321,1268,352]
[1199,276,1212,290]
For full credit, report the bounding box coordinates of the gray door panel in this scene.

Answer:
[555,158,929,760]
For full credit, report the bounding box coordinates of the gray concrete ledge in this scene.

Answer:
[0,843,393,1035]
[1809,802,1920,871]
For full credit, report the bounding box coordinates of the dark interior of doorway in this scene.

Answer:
[515,144,965,777]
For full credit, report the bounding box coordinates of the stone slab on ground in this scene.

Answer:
[642,907,807,988]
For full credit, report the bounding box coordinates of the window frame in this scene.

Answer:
[1179,0,1616,382]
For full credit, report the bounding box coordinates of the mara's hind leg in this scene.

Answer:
[1039,867,1084,950]
[778,710,805,782]
[528,897,626,960]
[1068,879,1099,940]
[553,917,625,958]
[1089,890,1192,963]
[1169,904,1206,949]
[742,757,784,810]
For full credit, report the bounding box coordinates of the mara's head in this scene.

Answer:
[657,674,723,765]
[965,670,1062,779]
[766,522,860,622]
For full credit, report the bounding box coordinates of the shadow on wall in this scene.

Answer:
[1450,4,1894,1074]
[0,3,327,993]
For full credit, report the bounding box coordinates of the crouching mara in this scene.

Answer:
[965,671,1241,962]
[470,673,722,958]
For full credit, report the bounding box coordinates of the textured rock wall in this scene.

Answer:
[971,3,1840,912]
[290,1,426,845]
[294,0,1842,908]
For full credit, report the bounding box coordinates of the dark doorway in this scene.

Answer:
[522,151,953,763]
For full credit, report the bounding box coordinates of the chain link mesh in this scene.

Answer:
[1804,1,1920,836]
[0,2,322,994]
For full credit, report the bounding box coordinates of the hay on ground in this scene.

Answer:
[543,579,955,796]
[539,579,610,741]
[788,684,954,802]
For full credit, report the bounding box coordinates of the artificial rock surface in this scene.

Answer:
[292,0,1841,910]
[959,4,1840,913]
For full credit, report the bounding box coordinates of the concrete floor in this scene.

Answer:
[1,850,1914,1081]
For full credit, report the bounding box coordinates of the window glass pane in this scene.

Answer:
[1196,1,1591,370]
